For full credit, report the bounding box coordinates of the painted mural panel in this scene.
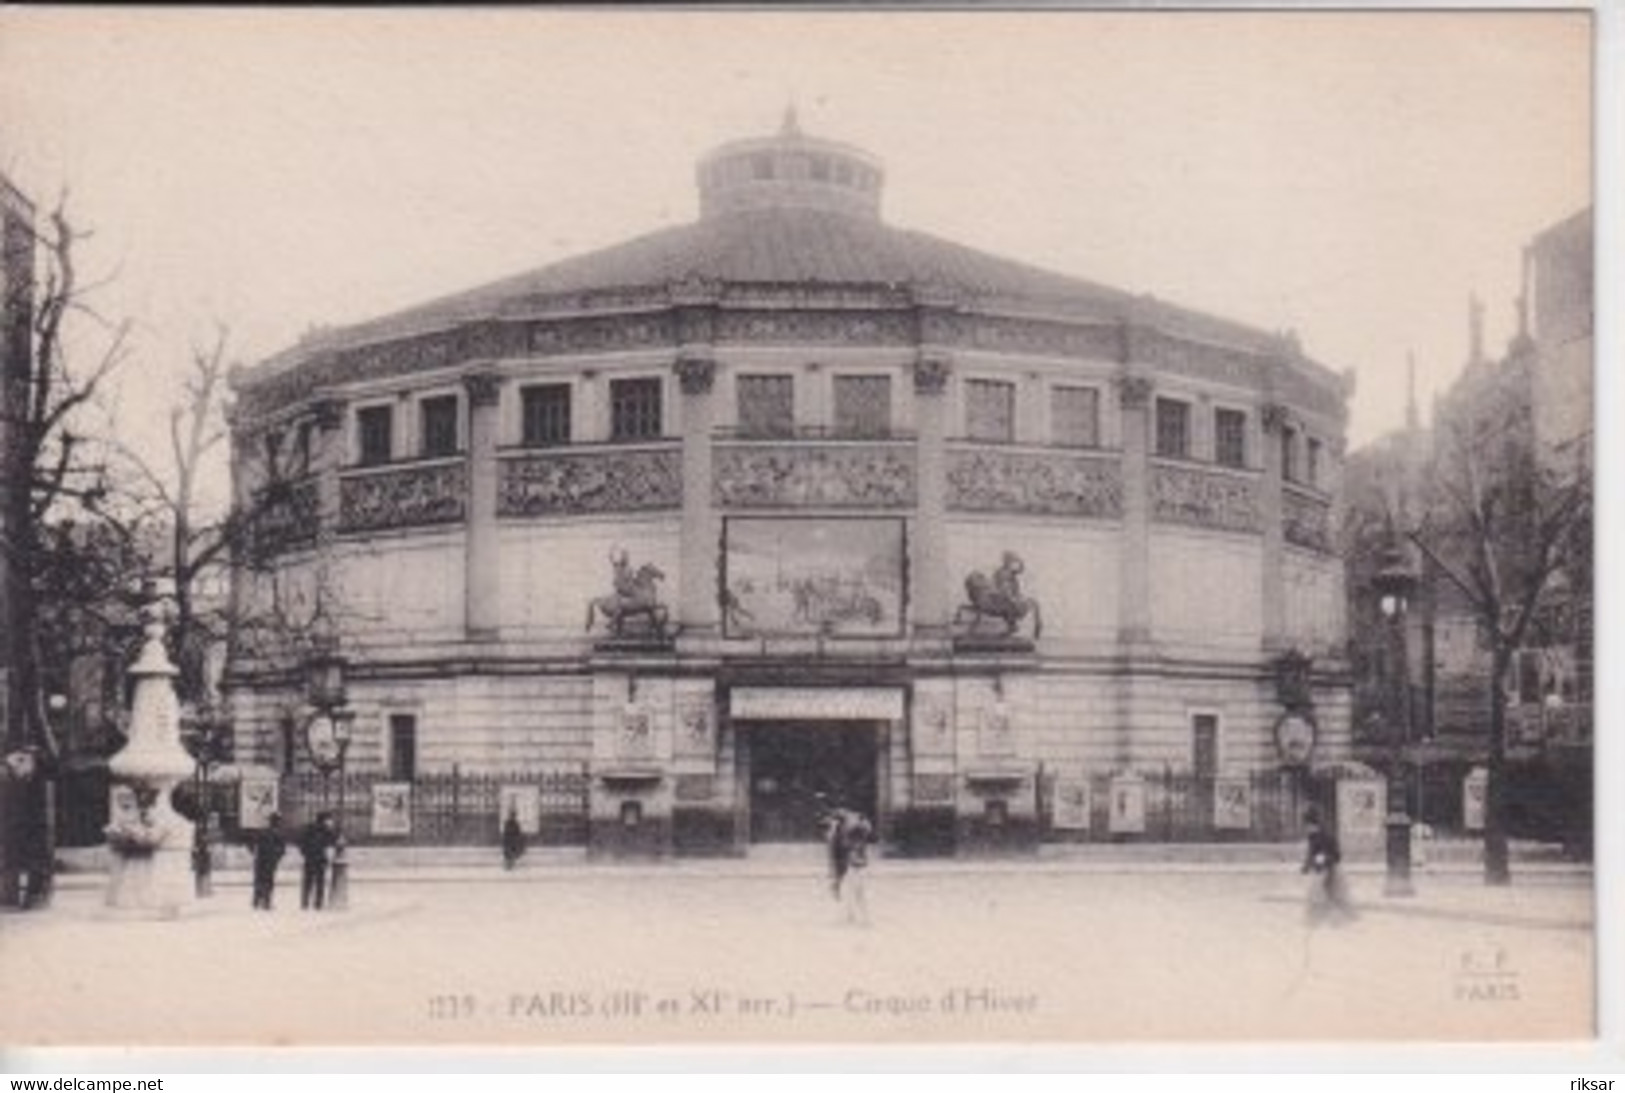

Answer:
[722,517,906,638]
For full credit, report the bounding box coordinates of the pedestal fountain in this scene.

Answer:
[104,602,196,917]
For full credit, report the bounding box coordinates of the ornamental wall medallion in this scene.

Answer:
[1149,463,1261,534]
[498,448,682,517]
[946,449,1123,518]
[712,445,916,509]
[338,462,468,533]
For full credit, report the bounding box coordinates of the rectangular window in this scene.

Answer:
[1051,385,1100,448]
[521,383,572,447]
[1307,437,1323,488]
[1155,397,1190,459]
[966,379,1016,443]
[295,421,315,476]
[1192,713,1219,778]
[419,395,460,458]
[610,377,663,440]
[1281,425,1298,482]
[357,405,394,467]
[1214,408,1248,468]
[263,431,284,475]
[736,374,796,438]
[389,714,418,783]
[833,374,892,438]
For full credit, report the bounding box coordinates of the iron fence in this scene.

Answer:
[1036,767,1318,843]
[273,766,591,847]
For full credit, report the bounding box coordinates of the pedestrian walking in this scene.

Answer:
[501,807,527,870]
[299,812,337,911]
[1301,807,1355,925]
[817,799,846,901]
[837,810,876,926]
[251,813,287,910]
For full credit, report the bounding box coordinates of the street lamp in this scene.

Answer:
[304,706,354,910]
[182,707,230,898]
[304,613,353,911]
[1373,540,1418,897]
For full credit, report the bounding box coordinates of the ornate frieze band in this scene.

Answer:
[1282,486,1333,553]
[1150,463,1261,534]
[251,477,320,555]
[339,461,468,534]
[960,315,1121,360]
[714,309,915,346]
[947,447,1124,518]
[713,443,916,509]
[498,446,683,517]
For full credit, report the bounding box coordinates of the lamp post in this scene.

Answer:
[182,708,228,898]
[1374,539,1418,898]
[304,617,352,910]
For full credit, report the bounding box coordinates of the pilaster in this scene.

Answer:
[1115,368,1153,648]
[311,396,347,555]
[1260,399,1290,651]
[675,351,718,633]
[912,351,952,635]
[463,373,503,639]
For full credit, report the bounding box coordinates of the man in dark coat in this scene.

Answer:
[298,812,337,910]
[501,807,526,870]
[251,813,287,910]
[1301,807,1354,923]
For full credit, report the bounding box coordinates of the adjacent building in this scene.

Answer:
[1345,207,1593,844]
[226,116,1354,856]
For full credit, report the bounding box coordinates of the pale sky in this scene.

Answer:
[0,8,1594,503]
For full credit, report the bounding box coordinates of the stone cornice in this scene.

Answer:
[235,297,1349,429]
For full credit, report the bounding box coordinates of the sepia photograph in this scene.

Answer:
[0,6,1602,1063]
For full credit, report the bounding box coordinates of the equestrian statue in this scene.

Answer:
[954,551,1042,640]
[586,549,670,638]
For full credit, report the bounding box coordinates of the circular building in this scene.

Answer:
[227,114,1352,857]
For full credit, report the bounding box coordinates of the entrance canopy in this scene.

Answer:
[730,687,903,722]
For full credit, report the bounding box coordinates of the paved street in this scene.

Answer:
[1,855,1593,1048]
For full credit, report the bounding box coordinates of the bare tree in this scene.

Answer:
[117,327,243,708]
[2,195,131,763]
[1409,361,1590,885]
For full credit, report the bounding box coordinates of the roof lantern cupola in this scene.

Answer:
[696,111,885,222]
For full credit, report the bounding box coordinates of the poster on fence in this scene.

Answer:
[1335,778,1386,854]
[239,776,279,830]
[1051,775,1091,830]
[1463,767,1488,831]
[1213,776,1251,830]
[371,782,412,835]
[1107,774,1145,834]
[499,784,542,835]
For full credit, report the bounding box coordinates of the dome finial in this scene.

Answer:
[781,100,801,138]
